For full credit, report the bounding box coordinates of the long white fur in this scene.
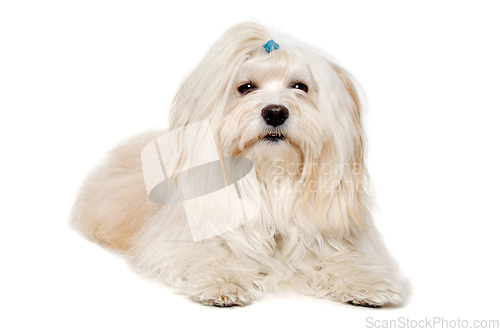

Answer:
[71,22,410,307]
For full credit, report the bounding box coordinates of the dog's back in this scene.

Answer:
[70,130,164,251]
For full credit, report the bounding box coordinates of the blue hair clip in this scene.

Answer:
[263,39,279,53]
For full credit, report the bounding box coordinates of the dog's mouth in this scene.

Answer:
[261,132,287,143]
[243,131,290,150]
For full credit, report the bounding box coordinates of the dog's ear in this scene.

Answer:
[304,61,371,238]
[168,22,270,131]
[330,63,364,174]
[331,64,361,117]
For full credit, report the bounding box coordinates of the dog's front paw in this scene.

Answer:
[346,299,383,308]
[190,282,255,307]
[343,288,400,308]
[339,281,409,308]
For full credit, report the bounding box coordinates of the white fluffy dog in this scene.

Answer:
[71,22,410,307]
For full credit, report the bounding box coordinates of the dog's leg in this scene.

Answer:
[306,227,410,307]
[181,249,265,307]
[131,217,276,307]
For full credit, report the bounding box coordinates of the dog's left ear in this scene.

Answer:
[307,61,370,238]
[330,63,364,170]
[331,62,370,232]
[331,64,361,126]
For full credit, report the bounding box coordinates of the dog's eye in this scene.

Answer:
[291,82,308,93]
[238,83,257,95]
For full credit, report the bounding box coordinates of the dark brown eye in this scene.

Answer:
[291,82,308,93]
[238,83,257,95]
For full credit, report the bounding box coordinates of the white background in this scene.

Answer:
[1,0,499,331]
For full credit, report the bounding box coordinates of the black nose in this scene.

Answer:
[261,104,289,127]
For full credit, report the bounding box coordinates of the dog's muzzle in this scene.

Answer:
[260,104,289,143]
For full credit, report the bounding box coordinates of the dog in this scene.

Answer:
[71,22,410,307]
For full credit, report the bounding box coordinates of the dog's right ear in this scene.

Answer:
[168,22,271,131]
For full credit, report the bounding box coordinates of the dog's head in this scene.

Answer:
[168,22,369,235]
